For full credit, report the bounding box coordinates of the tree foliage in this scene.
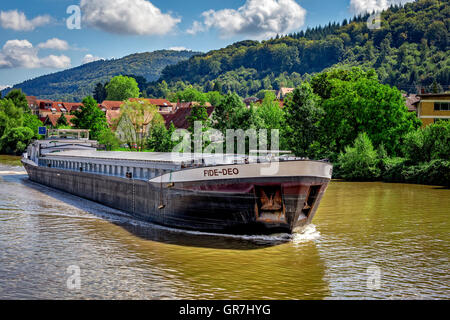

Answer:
[284,83,323,157]
[71,96,108,140]
[338,133,381,181]
[115,99,161,150]
[106,76,140,101]
[313,68,420,157]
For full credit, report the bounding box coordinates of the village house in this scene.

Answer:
[414,93,450,126]
[25,96,40,116]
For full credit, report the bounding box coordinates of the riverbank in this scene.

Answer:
[0,155,22,167]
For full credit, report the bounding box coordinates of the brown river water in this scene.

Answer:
[0,155,448,299]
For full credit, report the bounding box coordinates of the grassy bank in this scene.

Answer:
[0,155,22,167]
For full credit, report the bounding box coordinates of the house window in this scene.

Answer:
[434,102,450,111]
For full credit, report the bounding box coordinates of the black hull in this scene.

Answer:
[22,162,330,235]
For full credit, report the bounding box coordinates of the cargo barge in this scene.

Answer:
[22,130,333,235]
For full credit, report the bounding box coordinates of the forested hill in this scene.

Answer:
[6,50,199,102]
[153,0,449,97]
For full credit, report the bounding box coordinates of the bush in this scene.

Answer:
[97,129,120,151]
[403,121,450,163]
[0,126,34,155]
[338,133,380,181]
[400,160,450,187]
[381,157,408,182]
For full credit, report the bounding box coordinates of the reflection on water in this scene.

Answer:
[0,156,448,299]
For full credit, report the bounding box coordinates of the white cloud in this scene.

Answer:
[40,55,71,68]
[0,39,71,69]
[187,0,306,39]
[187,21,206,35]
[350,0,415,14]
[37,38,69,50]
[0,85,11,91]
[169,46,191,51]
[80,0,180,35]
[82,54,104,64]
[0,10,51,31]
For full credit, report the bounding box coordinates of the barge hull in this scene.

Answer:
[23,161,330,234]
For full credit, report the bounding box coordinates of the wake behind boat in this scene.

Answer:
[22,130,332,235]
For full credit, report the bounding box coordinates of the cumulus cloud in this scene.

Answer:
[169,46,191,51]
[80,0,180,35]
[0,85,11,91]
[187,0,306,39]
[350,0,415,14]
[37,38,69,50]
[0,10,51,31]
[0,39,71,69]
[82,54,104,64]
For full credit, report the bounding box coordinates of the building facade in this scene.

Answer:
[415,93,450,126]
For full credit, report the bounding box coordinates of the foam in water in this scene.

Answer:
[292,224,321,244]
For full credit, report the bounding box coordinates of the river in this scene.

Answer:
[0,156,448,300]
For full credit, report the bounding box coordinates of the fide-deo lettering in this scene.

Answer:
[204,168,240,177]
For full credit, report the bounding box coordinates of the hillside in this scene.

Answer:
[6,50,200,102]
[150,0,449,97]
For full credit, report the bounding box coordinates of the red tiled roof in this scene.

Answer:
[100,100,124,110]
[38,101,68,113]
[403,93,420,112]
[44,114,76,127]
[162,105,215,130]
[26,96,38,105]
[62,102,83,113]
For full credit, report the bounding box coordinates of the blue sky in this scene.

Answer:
[0,0,413,87]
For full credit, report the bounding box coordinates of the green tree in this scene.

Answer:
[147,121,176,152]
[0,99,23,139]
[256,92,287,150]
[97,128,121,151]
[93,82,107,103]
[205,91,223,106]
[213,81,223,93]
[176,87,207,104]
[0,127,34,155]
[23,113,43,138]
[71,96,108,140]
[4,89,29,113]
[338,133,381,181]
[314,68,420,156]
[284,83,324,157]
[105,75,140,101]
[187,105,209,133]
[115,99,161,150]
[212,92,245,132]
[57,113,69,127]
